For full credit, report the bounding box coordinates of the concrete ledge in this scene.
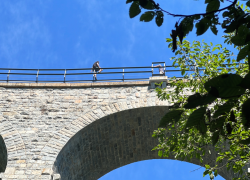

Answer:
[149,76,168,88]
[149,76,168,82]
[0,81,149,88]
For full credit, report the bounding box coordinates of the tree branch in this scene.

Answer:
[151,0,237,18]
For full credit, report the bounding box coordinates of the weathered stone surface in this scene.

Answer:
[52,174,61,180]
[0,82,245,179]
[52,107,238,180]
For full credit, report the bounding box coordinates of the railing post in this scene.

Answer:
[7,70,10,83]
[164,62,166,76]
[36,69,39,83]
[64,69,66,83]
[151,63,153,76]
[123,69,124,82]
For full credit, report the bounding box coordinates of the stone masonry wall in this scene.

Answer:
[0,82,239,180]
[0,82,174,180]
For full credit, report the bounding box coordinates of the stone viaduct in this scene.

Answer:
[0,79,243,180]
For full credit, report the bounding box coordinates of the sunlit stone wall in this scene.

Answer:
[0,81,242,180]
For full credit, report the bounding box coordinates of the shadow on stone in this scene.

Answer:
[53,106,235,180]
[0,135,7,173]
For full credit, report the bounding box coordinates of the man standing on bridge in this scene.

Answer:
[91,61,103,81]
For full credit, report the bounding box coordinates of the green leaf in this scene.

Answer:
[206,0,220,13]
[226,123,232,134]
[180,17,194,36]
[213,102,235,118]
[245,33,250,44]
[231,36,248,46]
[129,1,141,18]
[224,21,237,33]
[155,11,163,27]
[229,110,236,122]
[210,116,226,132]
[239,73,250,89]
[222,11,229,18]
[214,169,218,177]
[139,0,148,7]
[140,11,155,22]
[184,93,216,109]
[158,150,163,157]
[142,0,155,9]
[212,131,220,145]
[242,98,250,123]
[126,0,133,4]
[239,137,250,145]
[219,86,244,98]
[181,69,185,75]
[196,17,210,36]
[203,170,209,177]
[205,74,243,90]
[169,102,181,110]
[247,0,250,7]
[204,74,245,98]
[205,164,210,169]
[210,25,218,35]
[231,25,249,46]
[158,110,184,127]
[199,116,207,134]
[237,45,249,61]
[208,86,219,97]
[186,107,206,128]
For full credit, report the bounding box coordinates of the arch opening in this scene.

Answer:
[99,159,225,180]
[53,106,231,180]
[0,135,7,173]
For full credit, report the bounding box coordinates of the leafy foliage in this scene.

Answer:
[126,0,250,60]
[158,109,184,127]
[140,11,155,22]
[153,39,249,179]
[125,0,250,179]
[129,1,141,18]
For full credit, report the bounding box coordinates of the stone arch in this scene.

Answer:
[0,119,26,176]
[34,97,167,173]
[52,106,233,180]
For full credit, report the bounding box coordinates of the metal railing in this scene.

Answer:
[0,62,242,83]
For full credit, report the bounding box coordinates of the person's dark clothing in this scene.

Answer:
[92,61,100,72]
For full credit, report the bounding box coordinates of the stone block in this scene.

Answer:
[41,168,52,175]
[16,160,25,164]
[4,168,15,175]
[14,170,24,175]
[53,174,61,180]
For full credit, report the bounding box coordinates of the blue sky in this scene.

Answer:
[100,159,224,180]
[0,0,242,179]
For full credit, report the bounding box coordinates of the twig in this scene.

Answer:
[147,0,237,20]
[156,0,237,18]
[190,166,203,172]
